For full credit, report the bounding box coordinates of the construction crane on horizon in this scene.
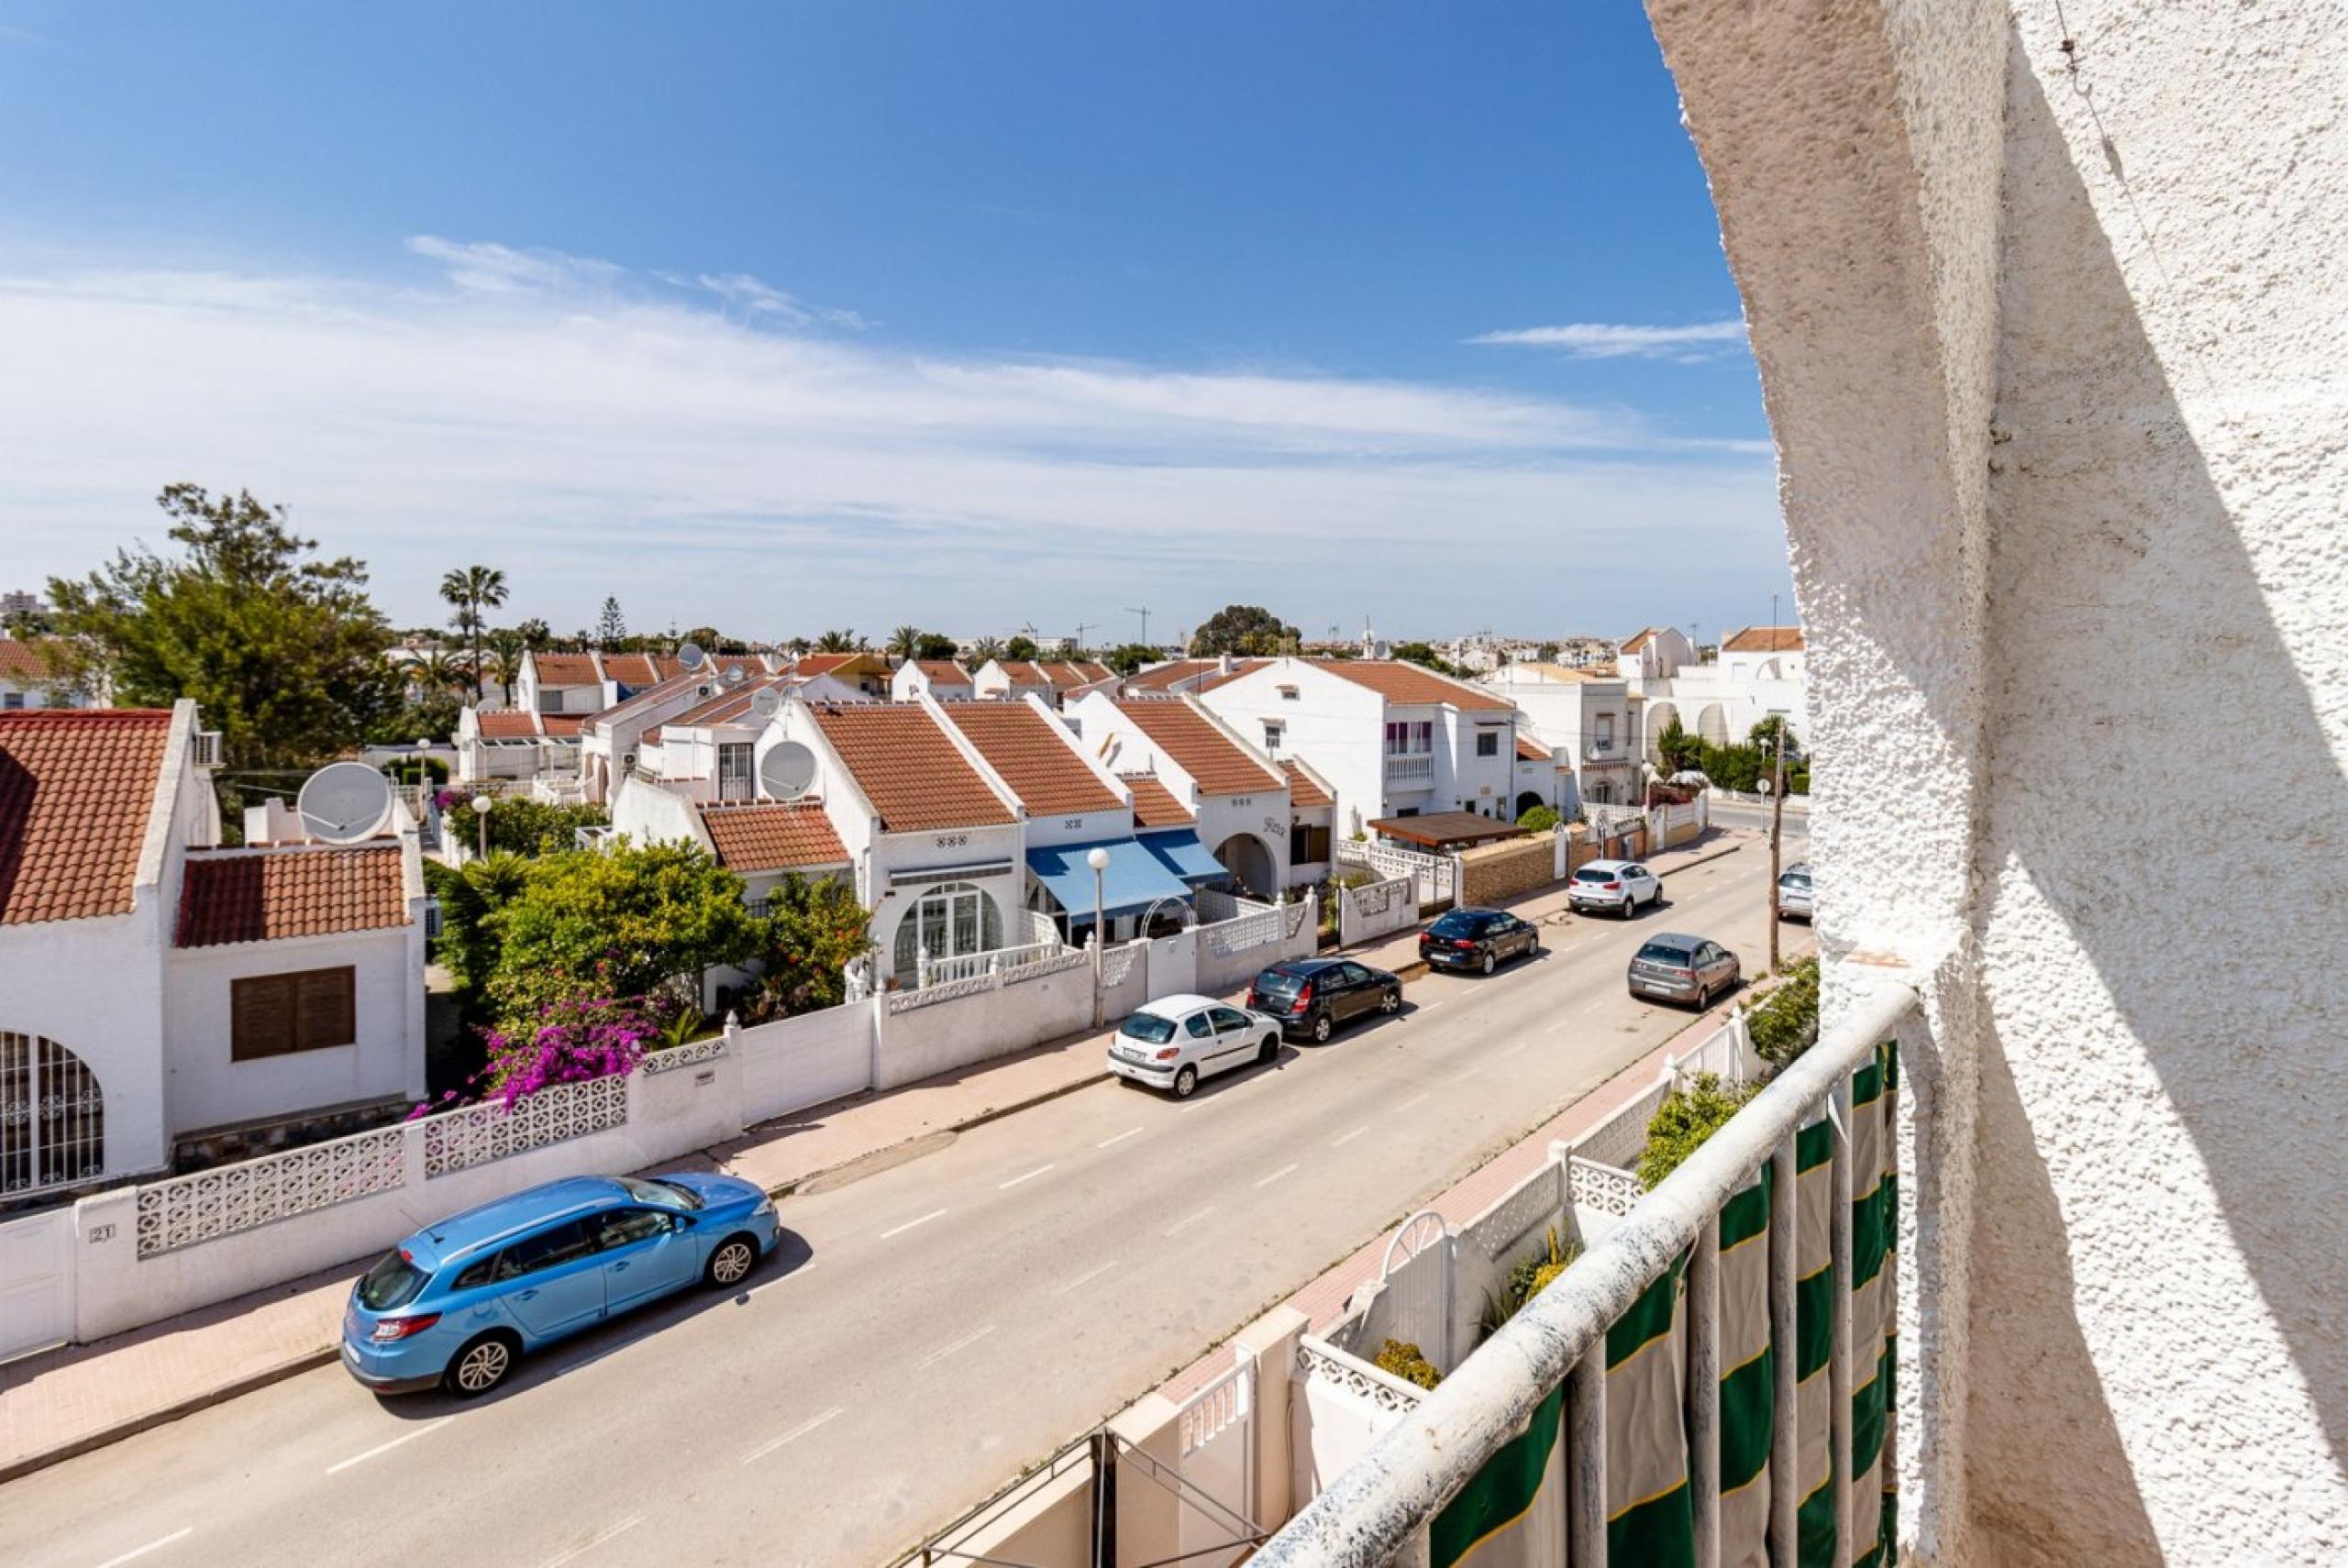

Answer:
[1125,606,1152,647]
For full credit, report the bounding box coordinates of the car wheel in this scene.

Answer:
[1379,987,1401,1014]
[1311,1012,1334,1043]
[444,1332,518,1398]
[1259,1032,1279,1064]
[1479,951,1497,977]
[1173,1065,1199,1099]
[1695,980,1713,1011]
[1527,935,1542,958]
[705,1233,760,1288]
[1623,897,1637,919]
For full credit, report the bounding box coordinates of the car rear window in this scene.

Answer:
[1253,969,1305,997]
[358,1251,430,1310]
[1780,872,1811,889]
[1428,911,1485,938]
[1574,867,1616,883]
[1120,1013,1178,1044]
[1635,941,1696,966]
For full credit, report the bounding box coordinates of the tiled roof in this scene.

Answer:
[600,653,661,687]
[794,654,858,676]
[996,660,1115,690]
[665,675,793,730]
[1120,773,1194,828]
[1124,659,1216,691]
[0,637,69,683]
[582,671,703,734]
[540,714,588,737]
[941,703,1120,815]
[1723,625,1806,654]
[1193,659,1273,694]
[531,653,601,686]
[1516,734,1549,762]
[1320,659,1515,712]
[812,704,1015,832]
[697,801,848,872]
[176,845,409,947]
[1279,760,1333,809]
[0,710,173,926]
[1113,700,1285,796]
[475,710,544,739]
[1619,628,1660,654]
[914,660,971,685]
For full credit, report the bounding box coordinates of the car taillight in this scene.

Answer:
[1153,1047,1180,1061]
[1294,983,1312,1010]
[1452,938,1476,950]
[371,1313,442,1342]
[1602,881,1621,890]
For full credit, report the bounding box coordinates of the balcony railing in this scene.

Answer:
[1384,753,1434,787]
[1253,979,1919,1568]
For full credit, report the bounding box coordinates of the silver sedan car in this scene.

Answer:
[1777,862,1814,921]
[1627,933,1742,1010]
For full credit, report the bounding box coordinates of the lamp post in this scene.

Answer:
[471,792,493,859]
[1087,845,1113,1027]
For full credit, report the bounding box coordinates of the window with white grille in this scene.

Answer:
[0,1032,105,1195]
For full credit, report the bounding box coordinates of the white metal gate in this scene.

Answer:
[0,1208,73,1362]
[2,1031,105,1199]
[1379,1209,1456,1372]
[1175,1359,1258,1568]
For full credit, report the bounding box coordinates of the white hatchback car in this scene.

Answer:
[1567,858,1663,918]
[1107,993,1284,1099]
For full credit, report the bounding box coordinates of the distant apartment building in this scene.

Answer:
[1476,662,1640,808]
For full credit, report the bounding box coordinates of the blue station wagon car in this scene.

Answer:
[341,1173,781,1397]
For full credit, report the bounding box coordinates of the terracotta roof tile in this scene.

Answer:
[1319,660,1514,712]
[1516,734,1549,762]
[812,704,1015,832]
[1620,627,1661,654]
[0,638,71,684]
[940,703,1120,816]
[1113,700,1284,796]
[1193,659,1273,694]
[1722,625,1805,654]
[914,660,971,685]
[176,844,409,947]
[475,710,544,739]
[1279,760,1333,809]
[1119,773,1193,828]
[0,709,173,925]
[665,675,793,730]
[599,653,660,687]
[539,714,588,738]
[530,653,601,686]
[697,801,848,872]
[1124,660,1217,691]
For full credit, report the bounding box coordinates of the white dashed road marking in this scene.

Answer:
[324,1418,449,1474]
[537,1513,644,1568]
[880,1209,948,1240]
[1254,1163,1300,1188]
[93,1529,192,1568]
[742,1406,845,1463]
[1096,1126,1144,1149]
[915,1324,997,1371]
[1330,1125,1371,1147]
[1163,1206,1215,1238]
[999,1164,1055,1189]
[1055,1260,1120,1295]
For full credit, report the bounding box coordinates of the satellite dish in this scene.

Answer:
[750,688,781,718]
[297,762,394,843]
[725,665,747,687]
[759,740,817,801]
[677,642,706,671]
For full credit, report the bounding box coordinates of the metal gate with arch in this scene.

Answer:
[2,1031,105,1199]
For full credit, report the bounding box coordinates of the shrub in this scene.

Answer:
[411,991,673,1115]
[386,756,449,785]
[1374,1338,1442,1390]
[1637,1072,1759,1189]
[481,798,610,858]
[1747,955,1821,1067]
[740,874,874,1021]
[1482,1226,1578,1335]
[1517,804,1561,835]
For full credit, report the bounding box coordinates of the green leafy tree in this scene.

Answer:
[741,874,873,1021]
[1747,955,1821,1063]
[1190,604,1299,657]
[46,484,397,775]
[366,690,463,747]
[515,617,552,652]
[474,798,610,858]
[437,565,508,701]
[886,624,923,661]
[1637,1073,1759,1188]
[421,852,532,1005]
[594,596,628,646]
[483,843,762,1035]
[1002,634,1039,661]
[913,632,959,662]
[1101,642,1162,678]
[1747,715,1800,756]
[1390,641,1465,678]
[1537,643,1560,663]
[1517,803,1561,834]
[814,628,858,653]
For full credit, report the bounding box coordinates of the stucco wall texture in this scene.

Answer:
[1648,1,2347,1562]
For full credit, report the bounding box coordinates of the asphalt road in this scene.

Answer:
[4,838,1804,1568]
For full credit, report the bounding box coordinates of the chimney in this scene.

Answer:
[1218,653,1234,676]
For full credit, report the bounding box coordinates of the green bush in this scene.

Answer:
[386,756,449,785]
[1374,1338,1442,1390]
[1517,804,1561,834]
[1482,1226,1578,1335]
[1747,955,1821,1067]
[481,799,610,858]
[1637,1072,1759,1189]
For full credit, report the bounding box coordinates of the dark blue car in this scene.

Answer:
[341,1172,780,1397]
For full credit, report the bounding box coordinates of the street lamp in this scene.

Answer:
[1087,845,1113,1026]
[471,792,493,859]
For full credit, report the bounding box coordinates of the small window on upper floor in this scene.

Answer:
[1476,732,1500,756]
[1278,685,1300,701]
[1262,721,1284,754]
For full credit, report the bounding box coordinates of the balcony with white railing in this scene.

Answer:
[1384,752,1435,788]
[918,939,1069,988]
[1252,980,1919,1568]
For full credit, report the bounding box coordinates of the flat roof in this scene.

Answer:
[1368,812,1531,850]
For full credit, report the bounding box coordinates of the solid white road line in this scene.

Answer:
[1330,1124,1371,1147]
[1254,1162,1301,1189]
[324,1417,450,1474]
[1163,1206,1215,1238]
[741,1406,845,1463]
[1096,1126,1144,1149]
[880,1208,948,1240]
[537,1513,645,1568]
[1054,1260,1119,1296]
[999,1163,1056,1189]
[915,1323,997,1371]
[93,1529,192,1568]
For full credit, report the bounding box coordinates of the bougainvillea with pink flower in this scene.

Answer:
[477,992,674,1108]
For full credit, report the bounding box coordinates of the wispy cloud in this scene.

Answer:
[1470,320,1749,360]
[0,240,1778,634]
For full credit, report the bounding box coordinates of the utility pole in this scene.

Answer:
[1124,606,1151,648]
[1767,732,1787,972]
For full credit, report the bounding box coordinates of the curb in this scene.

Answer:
[0,1345,340,1486]
[1656,839,1744,878]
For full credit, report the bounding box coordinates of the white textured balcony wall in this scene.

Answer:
[1647,0,2348,1561]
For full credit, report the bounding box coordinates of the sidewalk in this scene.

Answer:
[0,830,1752,1483]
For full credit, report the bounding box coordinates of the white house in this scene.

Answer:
[0,703,426,1201]
[511,648,768,718]
[1624,624,1808,756]
[890,659,975,703]
[1063,693,1294,897]
[0,637,98,711]
[1188,657,1524,844]
[969,658,1118,708]
[1476,662,1640,809]
[1614,624,1700,684]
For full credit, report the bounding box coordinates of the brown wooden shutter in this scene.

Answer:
[295,967,357,1051]
[230,975,297,1060]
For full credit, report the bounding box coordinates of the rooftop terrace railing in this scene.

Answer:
[1254,979,1918,1568]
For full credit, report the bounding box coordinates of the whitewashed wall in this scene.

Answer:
[737,1000,876,1124]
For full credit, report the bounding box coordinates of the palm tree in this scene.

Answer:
[887,624,923,663]
[402,649,471,699]
[484,628,527,707]
[814,629,858,654]
[785,635,812,656]
[438,566,509,701]
[968,635,1004,664]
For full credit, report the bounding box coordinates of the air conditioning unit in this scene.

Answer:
[423,898,443,940]
[622,752,639,771]
[191,730,223,767]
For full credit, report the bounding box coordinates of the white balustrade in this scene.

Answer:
[422,1073,627,1178]
[135,1122,407,1257]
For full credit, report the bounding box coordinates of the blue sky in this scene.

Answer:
[0,2,1786,646]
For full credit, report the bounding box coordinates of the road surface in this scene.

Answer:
[3,838,1803,1568]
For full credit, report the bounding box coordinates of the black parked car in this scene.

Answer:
[1419,907,1542,976]
[1247,957,1402,1043]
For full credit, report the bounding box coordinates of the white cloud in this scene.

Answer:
[1470,320,1750,359]
[0,242,1780,635]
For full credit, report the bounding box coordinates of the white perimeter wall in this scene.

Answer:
[0,906,170,1178]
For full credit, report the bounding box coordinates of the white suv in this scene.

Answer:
[1107,993,1284,1099]
[1568,858,1661,918]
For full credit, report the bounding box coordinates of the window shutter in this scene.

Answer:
[296,967,357,1051]
[231,975,296,1060]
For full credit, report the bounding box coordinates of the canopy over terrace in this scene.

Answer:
[1024,836,1194,937]
[1368,812,1530,852]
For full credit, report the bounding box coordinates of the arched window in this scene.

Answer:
[1,1032,105,1195]
[892,882,1005,975]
